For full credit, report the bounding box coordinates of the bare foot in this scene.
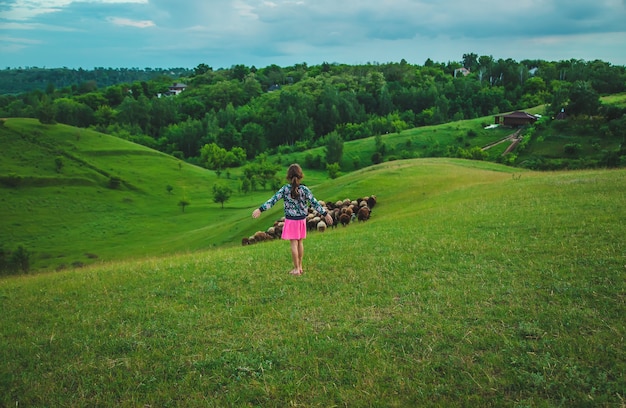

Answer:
[289,269,302,276]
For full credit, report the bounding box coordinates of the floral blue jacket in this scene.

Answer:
[259,184,327,220]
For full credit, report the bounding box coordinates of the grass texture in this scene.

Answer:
[1,159,624,407]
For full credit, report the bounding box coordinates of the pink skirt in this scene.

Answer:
[281,219,307,240]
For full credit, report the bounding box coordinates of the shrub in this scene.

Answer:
[11,245,31,274]
[371,152,383,165]
[0,245,7,275]
[0,173,22,188]
[326,162,341,179]
[108,176,122,189]
[564,143,582,156]
[304,153,323,170]
[55,156,64,173]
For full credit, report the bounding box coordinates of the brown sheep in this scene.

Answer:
[357,206,371,222]
[339,212,351,226]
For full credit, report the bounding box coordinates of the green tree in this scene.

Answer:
[194,63,212,76]
[37,96,56,124]
[94,105,117,127]
[200,143,228,176]
[241,177,252,194]
[242,155,281,190]
[212,183,232,208]
[178,199,190,213]
[567,81,601,117]
[53,98,94,127]
[462,52,479,71]
[165,119,204,158]
[240,122,266,158]
[324,131,344,165]
[326,162,341,179]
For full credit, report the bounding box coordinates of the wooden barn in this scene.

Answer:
[494,111,538,127]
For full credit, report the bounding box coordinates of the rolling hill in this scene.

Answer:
[0,116,517,272]
[0,152,624,406]
[1,118,263,271]
[1,112,624,273]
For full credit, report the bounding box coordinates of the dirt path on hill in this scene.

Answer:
[481,129,522,156]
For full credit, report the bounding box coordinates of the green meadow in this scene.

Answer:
[0,117,517,272]
[1,118,277,271]
[1,125,625,406]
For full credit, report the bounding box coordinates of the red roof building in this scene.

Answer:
[494,111,538,127]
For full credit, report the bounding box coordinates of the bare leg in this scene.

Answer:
[297,239,304,274]
[289,239,301,275]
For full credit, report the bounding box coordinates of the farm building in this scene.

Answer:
[494,111,538,127]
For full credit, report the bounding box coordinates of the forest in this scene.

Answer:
[1,54,625,170]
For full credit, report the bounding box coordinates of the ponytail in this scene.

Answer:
[287,164,304,199]
[290,176,300,199]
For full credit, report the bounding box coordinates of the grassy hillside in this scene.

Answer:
[0,118,295,271]
[1,117,516,272]
[1,159,624,406]
[1,110,624,273]
[279,115,515,171]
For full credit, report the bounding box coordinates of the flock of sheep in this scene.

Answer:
[242,195,377,246]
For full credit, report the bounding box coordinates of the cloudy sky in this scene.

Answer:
[1,0,626,70]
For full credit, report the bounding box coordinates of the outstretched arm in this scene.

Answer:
[254,185,286,218]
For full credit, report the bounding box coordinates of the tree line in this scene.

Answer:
[0,66,193,95]
[1,55,625,171]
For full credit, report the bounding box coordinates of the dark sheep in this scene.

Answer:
[357,206,371,222]
[367,195,377,209]
[339,212,351,226]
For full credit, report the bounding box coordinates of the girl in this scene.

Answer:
[252,163,333,276]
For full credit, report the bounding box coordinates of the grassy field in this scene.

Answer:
[1,117,514,272]
[1,159,624,406]
[279,116,515,171]
[0,118,307,271]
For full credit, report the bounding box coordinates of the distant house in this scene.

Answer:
[454,67,470,77]
[494,111,538,127]
[168,83,187,95]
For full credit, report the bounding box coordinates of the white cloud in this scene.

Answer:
[0,21,77,31]
[0,0,148,21]
[0,6,65,21]
[107,16,154,28]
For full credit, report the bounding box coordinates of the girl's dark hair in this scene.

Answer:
[287,163,304,199]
